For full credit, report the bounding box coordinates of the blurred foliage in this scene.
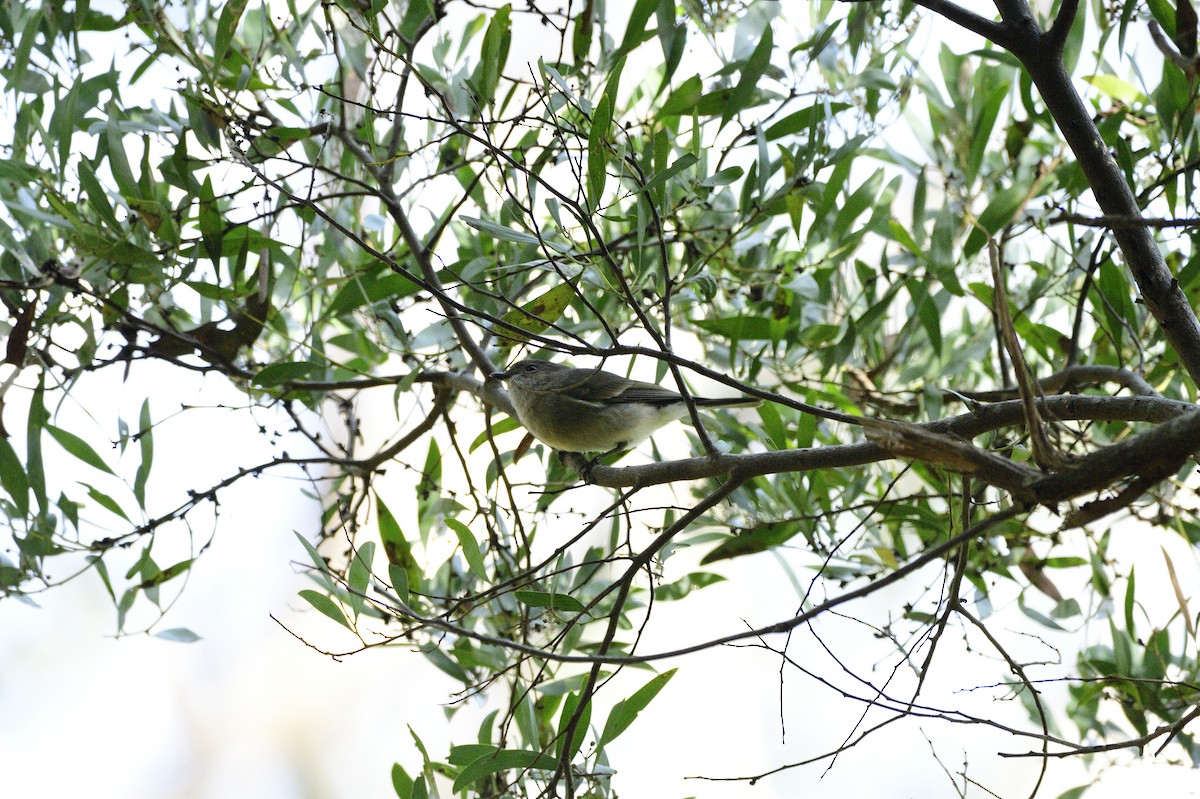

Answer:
[2,0,1200,795]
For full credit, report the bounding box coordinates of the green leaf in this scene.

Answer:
[701,520,804,564]
[462,215,549,247]
[765,102,852,140]
[654,0,685,93]
[386,499,424,578]
[724,24,773,122]
[133,400,153,509]
[598,668,677,746]
[653,571,726,600]
[1053,786,1091,799]
[104,106,139,197]
[571,4,593,63]
[327,270,421,316]
[417,439,444,544]
[472,416,521,452]
[154,627,203,643]
[965,80,1010,182]
[197,176,222,268]
[78,159,122,231]
[294,531,335,592]
[963,184,1027,258]
[700,166,744,187]
[514,590,586,613]
[27,378,47,513]
[245,125,317,163]
[1147,0,1176,35]
[660,74,703,116]
[1083,74,1146,105]
[252,361,319,387]
[617,0,658,55]
[214,0,250,69]
[46,425,115,475]
[451,749,559,794]
[470,4,511,105]
[449,743,500,765]
[137,558,194,590]
[387,563,411,606]
[391,762,414,798]
[10,8,43,99]
[299,589,351,629]
[82,483,130,522]
[1123,566,1137,639]
[587,91,613,209]
[1096,260,1137,340]
[445,518,487,581]
[638,152,698,196]
[347,540,376,618]
[555,692,591,759]
[496,280,578,348]
[0,437,30,517]
[757,401,789,451]
[691,315,788,342]
[116,588,136,632]
[909,282,943,357]
[1018,594,1066,631]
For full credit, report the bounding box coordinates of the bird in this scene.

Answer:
[491,358,759,454]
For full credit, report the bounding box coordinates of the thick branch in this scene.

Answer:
[910,0,1015,48]
[904,0,1200,384]
[948,363,1159,401]
[1045,0,1081,53]
[571,394,1194,489]
[1021,61,1200,383]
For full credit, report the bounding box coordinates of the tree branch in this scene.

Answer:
[907,0,1200,385]
[579,394,1194,489]
[947,363,1159,402]
[1022,60,1200,385]
[909,0,1015,49]
[1045,0,1081,54]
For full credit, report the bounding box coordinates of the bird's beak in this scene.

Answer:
[490,370,511,381]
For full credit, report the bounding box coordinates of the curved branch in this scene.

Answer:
[1022,62,1200,384]
[947,364,1159,402]
[1045,0,1080,54]
[909,0,1015,49]
[1001,703,1200,759]
[955,604,1050,798]
[904,0,1200,385]
[578,394,1194,489]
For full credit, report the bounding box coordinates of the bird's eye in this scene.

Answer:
[522,363,539,373]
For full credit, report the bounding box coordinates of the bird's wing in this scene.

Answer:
[605,378,685,406]
[551,368,682,405]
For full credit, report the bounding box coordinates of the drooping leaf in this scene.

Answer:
[133,400,153,509]
[347,540,376,618]
[46,425,114,475]
[299,589,351,629]
[451,748,559,794]
[598,668,677,746]
[0,438,30,517]
[701,520,805,564]
[445,518,487,581]
[495,280,578,348]
[154,627,203,643]
[514,590,586,613]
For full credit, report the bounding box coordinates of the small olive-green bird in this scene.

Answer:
[492,359,759,453]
